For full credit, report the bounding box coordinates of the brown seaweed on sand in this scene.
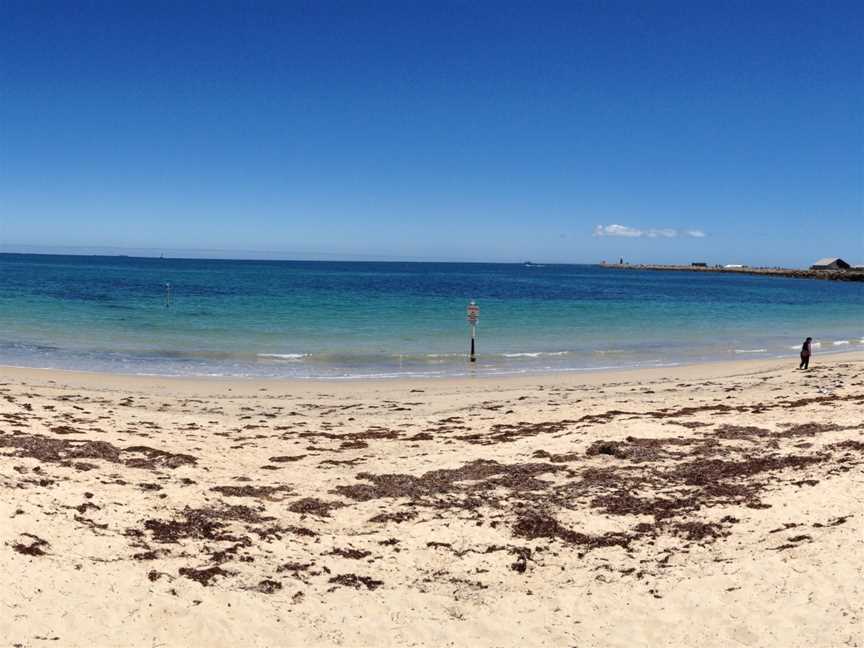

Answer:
[328,573,384,591]
[671,521,730,542]
[333,460,563,503]
[586,436,712,462]
[142,505,272,544]
[0,432,196,470]
[123,446,197,469]
[327,547,372,560]
[210,484,293,499]
[368,510,418,524]
[456,419,577,445]
[253,579,283,594]
[672,454,827,485]
[590,492,701,520]
[288,497,345,517]
[512,510,631,549]
[12,533,50,556]
[178,565,230,586]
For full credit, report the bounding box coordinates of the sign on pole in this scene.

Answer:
[467,301,479,362]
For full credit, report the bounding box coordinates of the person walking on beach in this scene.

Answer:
[799,337,812,370]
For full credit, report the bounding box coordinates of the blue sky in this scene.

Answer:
[1,1,862,266]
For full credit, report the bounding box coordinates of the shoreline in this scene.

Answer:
[3,349,863,396]
[4,342,863,382]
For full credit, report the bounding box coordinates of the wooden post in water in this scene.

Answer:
[467,300,479,363]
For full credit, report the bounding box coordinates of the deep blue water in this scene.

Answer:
[1,253,862,378]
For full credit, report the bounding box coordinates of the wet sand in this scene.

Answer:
[1,353,863,647]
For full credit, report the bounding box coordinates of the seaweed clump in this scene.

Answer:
[512,510,631,549]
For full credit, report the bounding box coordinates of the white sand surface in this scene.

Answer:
[1,353,862,647]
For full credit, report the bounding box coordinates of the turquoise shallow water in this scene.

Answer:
[1,254,862,378]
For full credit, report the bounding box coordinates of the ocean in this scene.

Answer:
[1,253,862,379]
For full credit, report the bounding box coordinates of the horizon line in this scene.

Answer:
[0,246,594,266]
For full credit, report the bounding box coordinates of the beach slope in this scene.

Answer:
[1,354,863,647]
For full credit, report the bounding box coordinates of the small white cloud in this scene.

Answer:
[646,228,677,238]
[593,224,707,239]
[593,224,643,237]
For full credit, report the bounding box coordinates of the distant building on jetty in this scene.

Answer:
[600,260,863,282]
[810,258,851,270]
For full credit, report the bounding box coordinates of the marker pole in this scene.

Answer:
[467,301,479,363]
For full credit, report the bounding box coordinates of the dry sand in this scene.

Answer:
[1,353,862,647]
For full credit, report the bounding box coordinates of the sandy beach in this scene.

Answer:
[2,353,862,647]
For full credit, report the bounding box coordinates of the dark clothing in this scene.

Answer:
[799,339,812,369]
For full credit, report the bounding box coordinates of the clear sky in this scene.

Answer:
[1,1,862,266]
